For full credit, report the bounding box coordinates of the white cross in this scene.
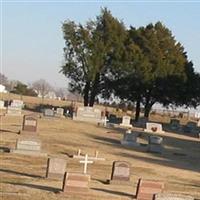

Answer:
[79,154,93,174]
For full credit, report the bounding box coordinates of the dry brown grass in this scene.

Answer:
[0,102,200,199]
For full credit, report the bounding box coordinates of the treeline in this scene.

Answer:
[61,8,200,121]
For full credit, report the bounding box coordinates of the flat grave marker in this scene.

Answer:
[155,193,194,200]
[62,172,90,194]
[135,179,164,200]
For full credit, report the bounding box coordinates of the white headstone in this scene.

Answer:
[144,122,165,134]
[120,116,132,128]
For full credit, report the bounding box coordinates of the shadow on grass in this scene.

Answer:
[0,129,19,134]
[91,187,134,198]
[86,131,200,173]
[0,146,11,153]
[0,168,44,178]
[5,182,61,193]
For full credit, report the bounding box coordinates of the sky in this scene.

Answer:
[1,1,200,89]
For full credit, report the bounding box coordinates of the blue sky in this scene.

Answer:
[1,1,200,88]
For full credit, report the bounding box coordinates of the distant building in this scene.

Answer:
[0,84,8,93]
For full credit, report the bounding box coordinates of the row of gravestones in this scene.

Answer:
[121,131,164,154]
[1,100,24,116]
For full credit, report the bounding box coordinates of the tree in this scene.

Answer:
[61,8,127,106]
[11,82,37,96]
[32,79,53,98]
[108,22,189,120]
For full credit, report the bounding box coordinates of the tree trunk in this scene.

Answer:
[89,73,100,107]
[83,81,90,106]
[135,96,141,121]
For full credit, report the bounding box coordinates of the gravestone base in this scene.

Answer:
[148,144,163,153]
[119,124,133,128]
[121,140,140,147]
[19,130,39,136]
[144,129,165,134]
[109,179,131,185]
[12,149,47,157]
[54,113,65,118]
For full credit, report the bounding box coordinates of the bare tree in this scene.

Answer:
[32,79,53,99]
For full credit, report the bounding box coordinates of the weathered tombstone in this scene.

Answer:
[6,106,22,116]
[46,157,66,179]
[155,193,194,200]
[148,136,163,153]
[12,138,47,156]
[73,107,102,123]
[119,116,133,128]
[0,100,6,109]
[110,161,130,184]
[21,115,37,134]
[43,109,54,118]
[55,108,64,118]
[62,172,90,193]
[144,123,165,134]
[135,179,164,200]
[11,100,24,108]
[170,119,180,131]
[121,132,139,147]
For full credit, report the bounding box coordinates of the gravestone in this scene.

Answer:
[21,115,37,134]
[11,100,24,108]
[121,132,139,147]
[183,121,198,134]
[46,157,66,179]
[62,172,90,193]
[148,136,163,153]
[170,119,180,131]
[6,106,22,116]
[119,116,133,128]
[43,109,54,117]
[110,161,130,184]
[73,107,102,123]
[144,123,165,134]
[55,108,64,118]
[135,179,164,200]
[12,138,47,156]
[108,114,118,124]
[155,193,194,200]
[0,100,6,109]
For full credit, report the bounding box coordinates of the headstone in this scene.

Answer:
[135,179,164,200]
[46,157,66,179]
[183,121,198,134]
[12,138,47,156]
[119,116,133,128]
[62,172,90,193]
[155,193,194,200]
[110,161,130,184]
[73,107,102,123]
[108,114,118,124]
[11,100,24,108]
[0,100,6,109]
[55,108,64,118]
[21,115,37,134]
[6,106,22,116]
[170,119,180,131]
[144,123,165,134]
[121,132,139,147]
[43,109,54,117]
[148,136,163,153]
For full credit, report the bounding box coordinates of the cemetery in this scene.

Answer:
[0,99,200,200]
[1,2,200,200]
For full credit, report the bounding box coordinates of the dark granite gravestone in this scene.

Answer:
[62,172,90,193]
[22,115,37,133]
[148,136,163,154]
[110,161,130,184]
[46,157,66,179]
[135,179,164,200]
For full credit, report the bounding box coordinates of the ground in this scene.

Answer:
[0,109,200,200]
